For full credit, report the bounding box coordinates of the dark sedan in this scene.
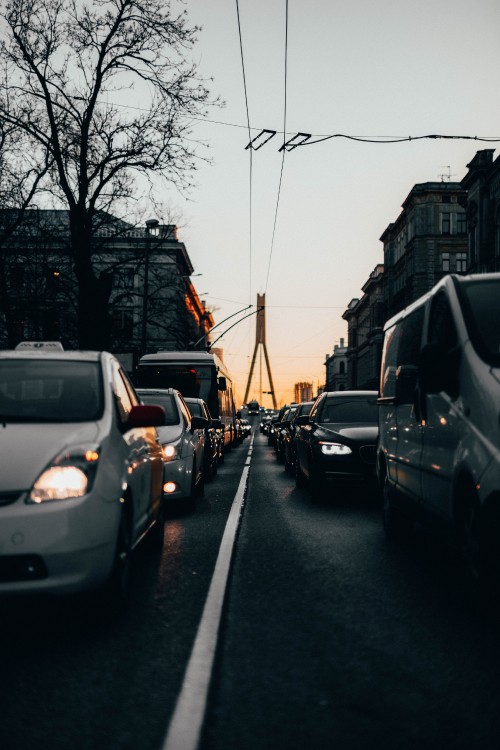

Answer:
[294,391,379,501]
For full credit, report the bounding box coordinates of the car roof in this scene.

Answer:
[0,349,102,362]
[135,387,177,396]
[322,390,378,398]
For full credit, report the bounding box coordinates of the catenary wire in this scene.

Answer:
[264,0,288,295]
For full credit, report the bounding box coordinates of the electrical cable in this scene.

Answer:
[264,0,288,295]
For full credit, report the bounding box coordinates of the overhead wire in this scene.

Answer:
[264,0,289,294]
[235,0,253,309]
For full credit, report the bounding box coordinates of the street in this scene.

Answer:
[1,422,500,750]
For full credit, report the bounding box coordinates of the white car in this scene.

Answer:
[136,388,208,505]
[0,344,165,609]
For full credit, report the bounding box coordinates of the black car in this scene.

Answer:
[294,391,379,501]
[275,404,298,463]
[283,400,314,475]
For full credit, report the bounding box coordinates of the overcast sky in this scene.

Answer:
[171,0,500,407]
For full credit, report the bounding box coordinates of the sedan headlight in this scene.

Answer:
[28,444,100,503]
[162,443,179,461]
[319,442,352,456]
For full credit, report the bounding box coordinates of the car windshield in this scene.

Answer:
[320,398,378,424]
[137,392,180,425]
[458,278,500,366]
[0,359,103,422]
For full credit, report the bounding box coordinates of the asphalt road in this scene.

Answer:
[1,424,500,750]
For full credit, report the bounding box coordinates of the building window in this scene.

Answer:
[111,308,134,339]
[114,267,135,290]
[441,252,450,272]
[456,252,467,273]
[441,213,451,235]
[339,361,345,375]
[457,212,467,235]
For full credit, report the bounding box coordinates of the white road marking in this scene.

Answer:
[162,435,254,750]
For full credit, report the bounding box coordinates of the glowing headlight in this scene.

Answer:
[319,442,352,456]
[29,444,100,503]
[162,444,178,461]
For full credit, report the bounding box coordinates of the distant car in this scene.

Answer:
[0,344,165,610]
[283,401,314,475]
[137,388,208,505]
[275,404,298,463]
[239,418,252,438]
[183,396,220,480]
[247,400,260,415]
[295,391,379,501]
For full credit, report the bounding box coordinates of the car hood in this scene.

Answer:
[316,423,378,443]
[0,422,100,492]
[155,424,184,443]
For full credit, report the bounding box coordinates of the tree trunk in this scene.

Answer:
[71,212,112,351]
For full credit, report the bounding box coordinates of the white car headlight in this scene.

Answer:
[162,443,179,461]
[319,442,352,456]
[29,444,100,503]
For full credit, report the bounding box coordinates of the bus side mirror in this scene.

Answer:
[218,376,227,391]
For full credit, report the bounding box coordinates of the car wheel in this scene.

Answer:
[195,463,205,497]
[103,507,132,614]
[382,474,412,541]
[151,498,165,549]
[295,455,306,488]
[309,460,323,503]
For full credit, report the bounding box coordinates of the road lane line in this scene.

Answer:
[162,435,254,750]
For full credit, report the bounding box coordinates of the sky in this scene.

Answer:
[167,0,500,408]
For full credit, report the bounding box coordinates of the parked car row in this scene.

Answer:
[0,343,247,613]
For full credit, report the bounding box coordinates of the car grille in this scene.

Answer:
[359,445,377,465]
[0,492,23,507]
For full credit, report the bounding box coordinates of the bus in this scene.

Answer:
[247,400,260,415]
[134,350,237,449]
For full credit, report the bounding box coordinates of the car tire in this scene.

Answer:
[103,507,133,614]
[295,456,306,489]
[309,460,323,503]
[151,499,165,549]
[195,463,205,497]
[382,474,413,541]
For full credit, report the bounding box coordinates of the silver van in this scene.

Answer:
[377,273,500,592]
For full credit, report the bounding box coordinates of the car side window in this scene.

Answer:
[428,293,458,352]
[395,307,424,404]
[120,368,140,407]
[177,393,191,425]
[380,324,401,398]
[309,396,323,422]
[112,366,133,424]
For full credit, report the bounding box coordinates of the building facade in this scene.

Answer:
[0,209,212,366]
[324,337,348,391]
[461,149,500,273]
[380,181,468,322]
[342,264,385,390]
[294,381,313,403]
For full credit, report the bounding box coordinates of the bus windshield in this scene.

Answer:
[135,364,215,411]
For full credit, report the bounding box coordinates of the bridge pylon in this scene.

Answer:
[243,293,277,409]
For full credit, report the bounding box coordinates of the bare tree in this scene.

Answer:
[0,122,51,346]
[0,0,215,349]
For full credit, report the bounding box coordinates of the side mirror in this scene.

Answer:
[295,414,310,426]
[211,418,224,430]
[236,410,242,419]
[127,404,165,428]
[191,415,209,430]
[218,376,227,391]
[419,343,461,398]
